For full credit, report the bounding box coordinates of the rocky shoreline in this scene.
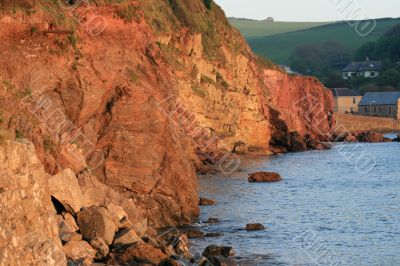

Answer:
[0,140,243,266]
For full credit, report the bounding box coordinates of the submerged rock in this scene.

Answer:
[206,217,219,224]
[245,223,266,231]
[248,172,282,183]
[199,197,216,206]
[205,232,224,238]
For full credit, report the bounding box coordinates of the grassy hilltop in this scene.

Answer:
[229,17,331,38]
[232,18,400,65]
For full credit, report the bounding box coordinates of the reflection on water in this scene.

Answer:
[190,142,400,265]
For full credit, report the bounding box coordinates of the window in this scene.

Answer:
[389,107,392,114]
[353,98,356,104]
[364,107,368,112]
[371,72,376,77]
[374,106,377,113]
[379,107,382,113]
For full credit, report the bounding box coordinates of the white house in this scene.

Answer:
[342,59,382,80]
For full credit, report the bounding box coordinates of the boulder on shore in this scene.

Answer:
[245,223,266,231]
[113,228,142,247]
[77,206,116,246]
[63,240,96,266]
[107,242,168,265]
[48,168,84,213]
[248,172,282,183]
[199,197,216,206]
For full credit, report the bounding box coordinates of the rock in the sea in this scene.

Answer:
[206,217,219,224]
[107,242,168,265]
[202,245,235,258]
[63,240,96,265]
[205,232,223,238]
[354,131,391,143]
[48,169,84,213]
[113,228,142,247]
[199,197,216,206]
[248,172,282,183]
[77,206,117,245]
[394,134,400,142]
[245,223,266,231]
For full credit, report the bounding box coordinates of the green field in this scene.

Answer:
[229,18,331,38]
[238,18,400,65]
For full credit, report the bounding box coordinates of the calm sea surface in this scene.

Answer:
[191,138,400,265]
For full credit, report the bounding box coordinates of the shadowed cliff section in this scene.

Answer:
[0,0,334,230]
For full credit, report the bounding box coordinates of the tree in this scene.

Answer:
[376,68,400,87]
[354,41,376,61]
[354,23,400,62]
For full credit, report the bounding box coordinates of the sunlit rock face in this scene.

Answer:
[0,141,66,265]
[0,0,333,228]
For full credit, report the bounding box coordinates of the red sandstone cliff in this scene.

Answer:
[0,0,334,230]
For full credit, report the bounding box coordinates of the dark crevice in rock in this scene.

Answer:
[51,196,67,214]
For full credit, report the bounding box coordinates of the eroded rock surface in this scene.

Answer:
[0,141,66,265]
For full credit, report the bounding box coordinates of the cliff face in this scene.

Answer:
[0,141,66,265]
[0,0,334,228]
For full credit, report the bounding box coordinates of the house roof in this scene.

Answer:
[359,92,400,106]
[342,60,382,72]
[329,88,361,97]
